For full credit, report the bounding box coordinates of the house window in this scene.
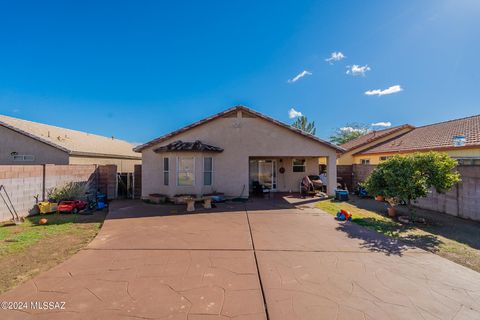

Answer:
[456,158,480,166]
[163,157,169,186]
[379,156,391,161]
[203,157,213,186]
[360,159,370,165]
[177,157,195,186]
[12,155,35,162]
[292,159,306,172]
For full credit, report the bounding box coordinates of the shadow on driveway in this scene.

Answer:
[335,220,440,256]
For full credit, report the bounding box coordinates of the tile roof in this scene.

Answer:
[134,105,345,152]
[153,140,224,153]
[340,125,414,151]
[0,114,140,159]
[358,114,480,155]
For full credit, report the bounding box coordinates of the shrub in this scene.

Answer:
[47,182,87,202]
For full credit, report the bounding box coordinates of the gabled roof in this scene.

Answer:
[154,140,224,153]
[358,114,480,155]
[134,105,344,152]
[0,114,141,159]
[340,124,414,152]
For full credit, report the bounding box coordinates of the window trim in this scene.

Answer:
[176,157,195,186]
[163,157,169,186]
[12,155,35,162]
[292,158,306,173]
[203,157,213,186]
[360,159,370,165]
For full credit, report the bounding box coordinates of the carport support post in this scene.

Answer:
[326,155,337,196]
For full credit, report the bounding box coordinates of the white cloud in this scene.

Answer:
[346,64,371,76]
[287,70,312,83]
[340,127,368,133]
[325,51,346,63]
[371,121,392,127]
[288,108,303,119]
[365,85,403,96]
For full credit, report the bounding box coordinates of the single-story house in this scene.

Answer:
[0,114,141,172]
[354,114,480,165]
[337,124,415,165]
[134,106,344,198]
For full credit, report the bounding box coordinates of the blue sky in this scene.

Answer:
[0,0,479,143]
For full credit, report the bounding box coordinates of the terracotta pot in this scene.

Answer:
[39,218,48,225]
[387,207,396,217]
[375,195,384,202]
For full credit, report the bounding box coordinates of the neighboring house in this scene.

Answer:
[337,124,415,165]
[0,114,141,172]
[134,105,343,198]
[356,114,480,165]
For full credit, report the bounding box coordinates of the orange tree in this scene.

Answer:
[363,152,460,217]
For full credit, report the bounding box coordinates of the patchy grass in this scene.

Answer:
[0,210,106,293]
[314,199,405,237]
[316,197,480,272]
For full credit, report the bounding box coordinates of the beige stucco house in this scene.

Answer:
[135,106,343,198]
[0,114,141,172]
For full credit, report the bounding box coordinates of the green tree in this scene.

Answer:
[292,116,316,135]
[363,152,460,218]
[329,123,369,145]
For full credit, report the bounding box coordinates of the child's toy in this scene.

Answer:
[37,201,58,214]
[336,209,352,221]
[357,187,368,198]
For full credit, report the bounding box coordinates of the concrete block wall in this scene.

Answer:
[0,166,44,221]
[415,166,480,221]
[0,164,118,222]
[44,165,98,198]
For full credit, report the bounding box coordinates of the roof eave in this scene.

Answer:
[340,124,415,153]
[70,151,141,160]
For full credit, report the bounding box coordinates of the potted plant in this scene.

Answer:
[375,195,384,202]
[385,197,399,217]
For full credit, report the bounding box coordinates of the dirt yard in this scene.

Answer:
[0,210,106,293]
[316,196,480,272]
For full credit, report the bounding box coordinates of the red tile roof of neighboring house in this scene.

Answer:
[358,114,480,155]
[134,105,345,152]
[340,125,414,152]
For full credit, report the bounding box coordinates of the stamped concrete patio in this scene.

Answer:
[1,195,480,319]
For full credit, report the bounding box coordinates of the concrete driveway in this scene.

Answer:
[2,196,480,319]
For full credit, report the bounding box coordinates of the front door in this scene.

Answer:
[249,159,277,191]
